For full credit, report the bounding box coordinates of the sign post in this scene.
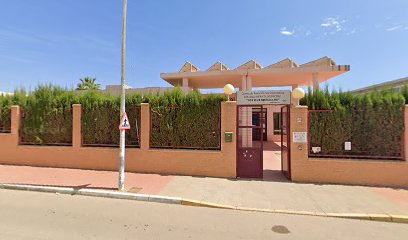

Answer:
[118,0,128,191]
[119,112,131,130]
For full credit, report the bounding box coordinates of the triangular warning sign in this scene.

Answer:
[119,112,131,130]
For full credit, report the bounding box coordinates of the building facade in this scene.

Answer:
[351,76,408,95]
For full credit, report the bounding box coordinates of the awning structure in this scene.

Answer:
[160,57,350,90]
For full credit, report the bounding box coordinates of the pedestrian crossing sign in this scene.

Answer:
[119,112,131,130]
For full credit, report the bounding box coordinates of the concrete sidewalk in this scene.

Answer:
[0,164,407,216]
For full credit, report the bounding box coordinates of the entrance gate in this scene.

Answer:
[236,105,264,178]
[281,105,291,179]
[236,90,292,179]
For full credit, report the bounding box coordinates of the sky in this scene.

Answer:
[1,0,408,93]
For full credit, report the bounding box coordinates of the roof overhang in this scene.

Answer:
[161,58,350,89]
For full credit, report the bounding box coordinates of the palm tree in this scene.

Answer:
[76,77,101,90]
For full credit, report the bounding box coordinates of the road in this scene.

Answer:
[0,189,407,240]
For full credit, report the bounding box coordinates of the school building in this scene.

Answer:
[1,56,407,188]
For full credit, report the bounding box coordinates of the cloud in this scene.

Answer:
[386,25,402,31]
[346,29,357,35]
[320,17,345,33]
[0,27,118,54]
[280,27,295,36]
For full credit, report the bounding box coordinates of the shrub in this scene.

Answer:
[0,90,27,133]
[19,85,76,145]
[0,85,226,148]
[80,91,142,147]
[0,95,12,132]
[149,89,225,149]
[304,87,405,158]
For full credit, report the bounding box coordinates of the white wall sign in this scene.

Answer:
[237,90,291,105]
[344,142,351,151]
[293,132,307,143]
[312,147,321,153]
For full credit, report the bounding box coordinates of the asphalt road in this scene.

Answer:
[0,189,407,240]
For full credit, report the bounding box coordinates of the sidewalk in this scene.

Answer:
[0,164,407,215]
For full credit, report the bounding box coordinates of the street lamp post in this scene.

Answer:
[118,0,128,191]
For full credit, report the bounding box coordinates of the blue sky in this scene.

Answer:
[1,0,408,93]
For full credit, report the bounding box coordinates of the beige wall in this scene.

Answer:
[104,86,173,96]
[0,102,237,178]
[289,106,408,188]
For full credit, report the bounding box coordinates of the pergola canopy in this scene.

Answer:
[161,57,350,89]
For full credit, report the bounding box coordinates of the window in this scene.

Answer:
[273,112,282,135]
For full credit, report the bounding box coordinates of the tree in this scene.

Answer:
[76,77,101,90]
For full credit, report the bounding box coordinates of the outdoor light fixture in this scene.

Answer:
[292,87,305,100]
[224,84,234,101]
[292,87,305,106]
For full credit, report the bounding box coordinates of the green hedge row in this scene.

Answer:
[0,95,13,133]
[0,85,225,148]
[80,91,142,147]
[16,86,75,145]
[149,89,224,149]
[301,87,405,158]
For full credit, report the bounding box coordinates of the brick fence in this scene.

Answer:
[290,106,408,187]
[0,102,407,187]
[0,102,237,178]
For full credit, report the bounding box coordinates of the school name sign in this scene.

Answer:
[237,90,291,105]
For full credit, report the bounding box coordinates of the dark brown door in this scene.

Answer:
[237,105,263,178]
[281,105,291,180]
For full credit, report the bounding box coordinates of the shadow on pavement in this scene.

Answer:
[2,183,118,191]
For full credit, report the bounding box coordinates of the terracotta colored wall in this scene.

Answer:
[0,102,237,178]
[2,102,407,186]
[290,105,408,188]
[265,105,283,142]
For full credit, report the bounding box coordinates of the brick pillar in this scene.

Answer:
[10,105,20,145]
[221,101,237,178]
[140,103,150,150]
[72,104,82,148]
[289,106,309,180]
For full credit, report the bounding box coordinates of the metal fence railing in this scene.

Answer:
[308,110,404,160]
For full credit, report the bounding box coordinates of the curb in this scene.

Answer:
[1,184,407,224]
[0,184,181,205]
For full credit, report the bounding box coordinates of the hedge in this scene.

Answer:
[80,91,142,147]
[0,85,226,148]
[149,89,224,149]
[0,95,12,133]
[302,87,405,158]
[19,86,76,145]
